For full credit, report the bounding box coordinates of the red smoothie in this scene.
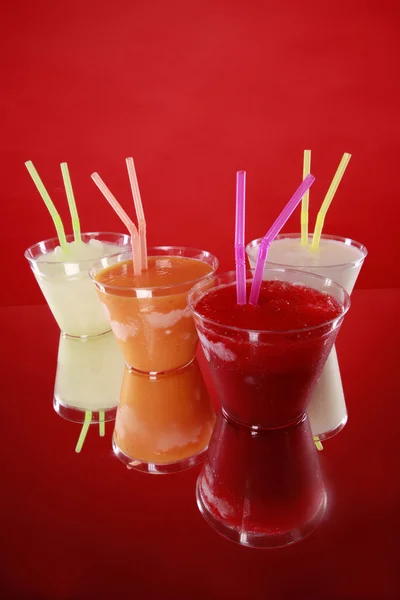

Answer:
[193,280,345,428]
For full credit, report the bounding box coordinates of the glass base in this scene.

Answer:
[60,328,111,340]
[53,396,117,424]
[315,412,348,442]
[196,479,327,549]
[112,438,207,474]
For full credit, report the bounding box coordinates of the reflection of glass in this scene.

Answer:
[90,247,218,374]
[54,331,124,423]
[246,234,367,439]
[25,232,130,338]
[189,270,349,430]
[113,360,216,474]
[197,413,326,548]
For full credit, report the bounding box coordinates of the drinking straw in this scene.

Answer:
[25,161,69,251]
[249,174,315,306]
[99,411,105,437]
[75,411,92,453]
[314,436,323,451]
[126,157,148,270]
[91,172,142,276]
[61,162,82,243]
[235,171,247,305]
[311,153,351,250]
[301,150,311,246]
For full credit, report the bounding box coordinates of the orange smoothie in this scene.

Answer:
[92,249,218,373]
[114,361,216,468]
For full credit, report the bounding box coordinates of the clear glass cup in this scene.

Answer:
[246,233,367,439]
[25,232,131,338]
[90,246,219,374]
[189,269,350,430]
[197,412,327,548]
[113,360,216,474]
[54,331,124,423]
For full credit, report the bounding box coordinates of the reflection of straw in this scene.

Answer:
[301,150,311,245]
[25,161,69,251]
[61,162,82,243]
[75,411,92,453]
[249,174,316,306]
[235,171,247,305]
[126,158,148,270]
[314,436,323,451]
[99,411,105,437]
[311,153,351,250]
[91,173,141,276]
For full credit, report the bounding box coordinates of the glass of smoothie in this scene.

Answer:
[25,232,130,338]
[113,360,216,473]
[189,269,350,430]
[246,233,367,439]
[90,246,219,374]
[54,330,125,423]
[197,411,327,548]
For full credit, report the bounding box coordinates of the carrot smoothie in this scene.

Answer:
[91,247,218,373]
[113,360,216,473]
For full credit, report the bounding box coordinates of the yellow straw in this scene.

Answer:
[25,161,69,251]
[126,157,148,270]
[311,153,352,250]
[75,411,92,453]
[99,411,105,437]
[301,150,311,245]
[61,162,82,243]
[313,436,323,451]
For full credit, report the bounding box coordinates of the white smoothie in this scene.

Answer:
[246,233,367,440]
[29,238,127,337]
[54,331,124,412]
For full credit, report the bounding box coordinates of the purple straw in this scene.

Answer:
[235,170,247,305]
[248,174,316,306]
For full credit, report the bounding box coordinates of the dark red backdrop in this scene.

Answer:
[1,0,399,305]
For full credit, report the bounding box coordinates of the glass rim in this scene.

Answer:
[188,268,351,335]
[89,245,219,292]
[24,232,131,265]
[246,233,368,270]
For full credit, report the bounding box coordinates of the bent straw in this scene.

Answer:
[25,161,69,251]
[61,162,82,243]
[91,172,142,276]
[99,411,105,437]
[249,174,316,306]
[126,158,148,270]
[301,150,311,245]
[311,153,351,250]
[75,411,92,453]
[235,171,247,305]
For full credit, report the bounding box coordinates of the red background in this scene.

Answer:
[1,0,399,306]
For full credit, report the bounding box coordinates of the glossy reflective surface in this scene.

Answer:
[1,289,398,599]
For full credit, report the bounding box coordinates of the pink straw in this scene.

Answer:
[248,174,316,306]
[91,172,142,276]
[235,170,247,305]
[125,157,148,270]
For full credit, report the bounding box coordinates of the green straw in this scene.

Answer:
[313,436,323,451]
[25,161,69,251]
[75,411,92,453]
[61,162,82,243]
[99,411,105,437]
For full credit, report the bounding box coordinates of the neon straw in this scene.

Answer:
[235,170,246,305]
[314,436,323,451]
[60,162,82,243]
[25,161,69,251]
[99,411,105,437]
[311,153,351,250]
[91,172,141,276]
[126,158,148,270]
[301,150,311,246]
[249,174,316,306]
[75,411,92,453]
